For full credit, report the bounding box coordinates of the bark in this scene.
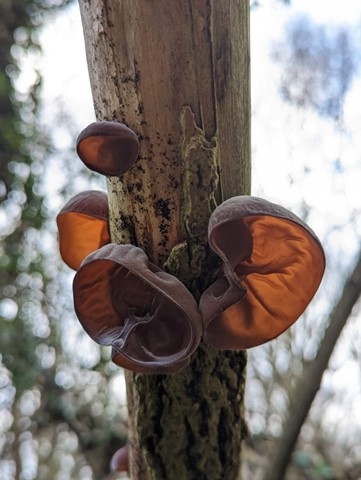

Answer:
[263,251,361,480]
[78,1,251,479]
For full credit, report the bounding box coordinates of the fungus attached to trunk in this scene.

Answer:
[56,190,110,271]
[200,196,325,350]
[73,244,202,374]
[76,121,139,176]
[110,445,129,473]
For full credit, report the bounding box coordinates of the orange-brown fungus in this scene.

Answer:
[200,196,325,350]
[110,445,129,473]
[56,190,110,271]
[73,244,202,374]
[76,121,139,176]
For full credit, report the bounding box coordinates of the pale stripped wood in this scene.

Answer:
[78,1,251,478]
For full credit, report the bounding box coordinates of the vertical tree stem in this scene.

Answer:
[78,1,251,478]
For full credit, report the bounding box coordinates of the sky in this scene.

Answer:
[33,0,361,443]
[37,0,361,224]
[249,0,361,438]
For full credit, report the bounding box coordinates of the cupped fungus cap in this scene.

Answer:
[110,445,129,473]
[73,243,202,374]
[200,196,325,350]
[76,121,139,176]
[56,190,110,271]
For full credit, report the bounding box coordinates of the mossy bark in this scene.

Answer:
[78,1,251,478]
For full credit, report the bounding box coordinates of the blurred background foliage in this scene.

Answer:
[1,0,361,479]
[247,2,361,479]
[0,1,127,479]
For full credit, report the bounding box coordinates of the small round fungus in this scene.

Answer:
[200,196,325,350]
[76,121,139,176]
[73,244,202,374]
[56,190,110,271]
[110,445,129,473]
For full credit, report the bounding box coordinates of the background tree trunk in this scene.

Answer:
[78,1,251,478]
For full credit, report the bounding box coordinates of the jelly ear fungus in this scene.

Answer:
[200,196,325,350]
[73,244,202,374]
[56,190,110,271]
[76,121,139,176]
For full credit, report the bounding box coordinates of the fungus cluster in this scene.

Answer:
[57,121,325,377]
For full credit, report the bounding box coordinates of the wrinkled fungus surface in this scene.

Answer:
[200,196,325,350]
[73,244,202,374]
[76,121,139,176]
[56,190,110,271]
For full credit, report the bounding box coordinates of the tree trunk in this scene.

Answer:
[78,1,251,479]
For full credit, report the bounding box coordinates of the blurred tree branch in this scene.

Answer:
[263,250,361,480]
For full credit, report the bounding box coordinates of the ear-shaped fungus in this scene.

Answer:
[73,244,202,374]
[110,445,129,473]
[200,196,325,350]
[56,190,110,271]
[76,121,139,176]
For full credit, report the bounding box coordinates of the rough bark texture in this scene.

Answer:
[78,1,251,479]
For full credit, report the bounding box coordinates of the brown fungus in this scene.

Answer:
[73,244,202,374]
[110,445,129,473]
[200,196,325,350]
[56,190,110,271]
[76,121,139,176]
